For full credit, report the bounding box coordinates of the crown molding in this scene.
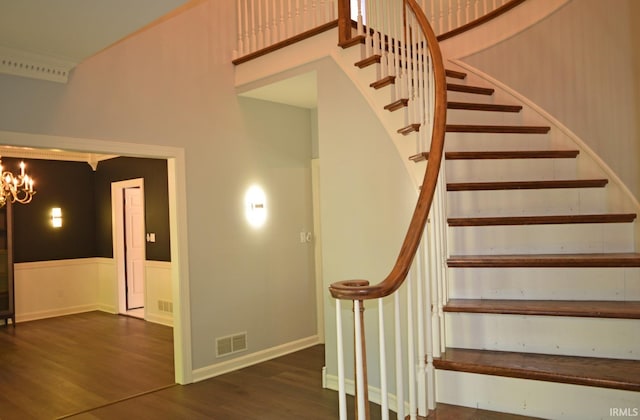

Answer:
[0,145,116,170]
[0,45,76,83]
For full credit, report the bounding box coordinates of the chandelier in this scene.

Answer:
[0,157,35,207]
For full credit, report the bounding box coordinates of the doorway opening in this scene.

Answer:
[112,179,146,319]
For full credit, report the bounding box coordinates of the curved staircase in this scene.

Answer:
[435,67,640,416]
[342,39,640,416]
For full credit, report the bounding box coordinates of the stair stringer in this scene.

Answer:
[446,58,640,248]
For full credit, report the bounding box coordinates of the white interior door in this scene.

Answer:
[124,187,146,310]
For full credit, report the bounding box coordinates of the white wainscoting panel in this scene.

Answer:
[13,257,173,327]
[14,258,100,322]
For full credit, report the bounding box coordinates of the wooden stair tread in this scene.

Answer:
[447,253,640,267]
[448,101,522,113]
[444,299,640,319]
[447,83,494,95]
[446,124,550,134]
[370,75,395,89]
[447,179,609,191]
[398,123,421,135]
[338,34,365,48]
[445,69,467,79]
[409,150,579,162]
[434,348,640,392]
[448,213,637,226]
[445,150,579,159]
[355,55,381,68]
[384,98,408,111]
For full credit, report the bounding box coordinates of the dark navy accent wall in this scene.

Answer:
[5,156,170,263]
[9,158,97,263]
[95,157,170,262]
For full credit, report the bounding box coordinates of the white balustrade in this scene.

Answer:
[234,0,512,58]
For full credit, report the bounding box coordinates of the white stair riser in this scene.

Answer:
[446,157,578,182]
[444,132,554,151]
[436,370,640,420]
[446,90,496,104]
[447,188,609,217]
[448,222,635,255]
[446,108,525,125]
[448,267,640,300]
[445,313,640,359]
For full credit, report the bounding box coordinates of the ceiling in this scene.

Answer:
[0,0,194,83]
[238,71,318,109]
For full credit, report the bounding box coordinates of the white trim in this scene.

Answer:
[15,257,97,270]
[0,145,115,169]
[96,303,118,314]
[145,311,174,327]
[324,373,408,416]
[0,45,76,83]
[145,260,172,269]
[17,304,100,323]
[0,128,192,385]
[191,335,321,382]
[311,159,325,343]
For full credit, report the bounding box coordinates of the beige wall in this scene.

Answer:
[631,0,640,196]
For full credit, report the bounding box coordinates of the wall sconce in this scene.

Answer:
[51,207,62,228]
[244,185,267,228]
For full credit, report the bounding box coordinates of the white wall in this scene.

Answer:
[459,0,640,202]
[0,0,317,372]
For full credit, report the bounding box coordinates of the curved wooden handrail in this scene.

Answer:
[329,0,447,301]
[437,0,526,41]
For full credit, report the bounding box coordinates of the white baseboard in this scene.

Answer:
[17,304,100,323]
[145,311,174,327]
[96,304,117,314]
[323,372,407,416]
[192,335,320,382]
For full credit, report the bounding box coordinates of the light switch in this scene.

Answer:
[146,233,156,243]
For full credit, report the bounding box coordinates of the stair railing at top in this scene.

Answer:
[233,0,525,59]
[330,0,446,419]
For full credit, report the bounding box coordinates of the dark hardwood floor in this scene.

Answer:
[0,311,174,419]
[0,311,541,420]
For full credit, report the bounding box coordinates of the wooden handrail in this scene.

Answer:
[329,0,447,301]
[437,0,526,41]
